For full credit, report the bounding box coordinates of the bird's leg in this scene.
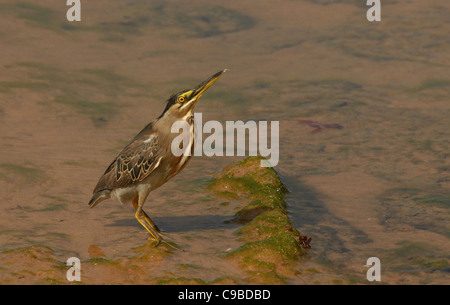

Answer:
[132,196,162,245]
[132,196,181,250]
[142,210,184,251]
[135,206,162,246]
[142,210,161,233]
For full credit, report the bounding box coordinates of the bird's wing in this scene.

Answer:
[93,123,163,192]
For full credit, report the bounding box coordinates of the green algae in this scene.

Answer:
[156,276,238,285]
[0,61,146,126]
[208,156,309,284]
[378,187,450,239]
[131,240,176,262]
[0,245,69,284]
[156,277,207,285]
[0,163,46,184]
[88,257,120,266]
[377,241,450,282]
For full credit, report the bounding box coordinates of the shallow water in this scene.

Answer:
[0,0,449,284]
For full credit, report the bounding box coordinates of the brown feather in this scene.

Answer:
[92,122,163,193]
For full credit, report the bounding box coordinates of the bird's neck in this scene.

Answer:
[154,111,194,136]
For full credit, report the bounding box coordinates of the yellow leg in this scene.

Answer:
[135,206,162,245]
[132,196,181,251]
[142,210,161,233]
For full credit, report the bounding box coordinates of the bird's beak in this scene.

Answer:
[188,69,227,104]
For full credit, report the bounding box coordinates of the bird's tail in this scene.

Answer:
[88,190,111,208]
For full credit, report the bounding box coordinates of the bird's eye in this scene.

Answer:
[177,96,185,103]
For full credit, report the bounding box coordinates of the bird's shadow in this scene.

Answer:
[107,214,240,233]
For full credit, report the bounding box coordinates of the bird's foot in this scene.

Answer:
[148,234,183,251]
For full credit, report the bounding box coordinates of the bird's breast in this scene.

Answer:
[173,119,194,173]
[153,117,194,184]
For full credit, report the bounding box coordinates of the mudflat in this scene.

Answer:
[0,1,448,284]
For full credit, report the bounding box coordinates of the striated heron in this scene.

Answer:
[88,70,226,248]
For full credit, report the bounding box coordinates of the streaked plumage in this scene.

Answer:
[88,70,226,247]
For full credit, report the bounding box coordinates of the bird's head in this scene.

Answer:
[159,69,226,121]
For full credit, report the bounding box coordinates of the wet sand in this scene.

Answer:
[0,0,449,284]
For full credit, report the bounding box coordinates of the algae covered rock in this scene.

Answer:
[208,156,310,284]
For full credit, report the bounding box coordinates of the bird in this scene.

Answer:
[88,70,226,248]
